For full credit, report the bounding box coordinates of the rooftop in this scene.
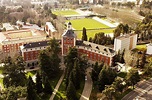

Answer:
[46,22,57,32]
[116,33,137,40]
[0,29,46,42]
[77,40,115,57]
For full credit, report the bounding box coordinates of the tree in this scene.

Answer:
[112,77,125,93]
[98,66,117,91]
[126,68,140,89]
[82,27,87,41]
[140,50,146,68]
[66,81,77,100]
[36,72,43,93]
[3,56,27,88]
[102,85,115,100]
[91,62,99,82]
[43,76,53,94]
[39,50,54,79]
[37,20,41,27]
[27,76,37,100]
[47,38,61,74]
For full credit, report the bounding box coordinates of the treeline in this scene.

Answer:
[135,14,152,42]
[89,32,113,45]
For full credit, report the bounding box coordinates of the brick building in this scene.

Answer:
[20,41,49,68]
[62,22,115,66]
[20,22,116,68]
[0,29,47,57]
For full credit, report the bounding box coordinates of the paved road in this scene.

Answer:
[122,78,152,100]
[80,67,93,100]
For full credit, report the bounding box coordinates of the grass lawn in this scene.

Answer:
[136,44,146,50]
[68,18,109,30]
[52,10,79,16]
[75,29,114,39]
[67,18,114,39]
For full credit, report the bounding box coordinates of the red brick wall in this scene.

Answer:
[78,48,111,65]
[62,37,74,55]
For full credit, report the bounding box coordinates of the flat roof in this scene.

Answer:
[116,34,137,40]
[0,29,46,41]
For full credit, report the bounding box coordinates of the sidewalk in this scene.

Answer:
[79,67,93,100]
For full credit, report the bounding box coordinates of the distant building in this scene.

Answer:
[2,23,14,31]
[16,21,42,30]
[114,34,137,52]
[146,43,152,55]
[45,22,57,37]
[0,29,47,57]
[109,0,137,4]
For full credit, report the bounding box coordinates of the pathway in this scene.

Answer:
[79,67,93,100]
[49,63,65,100]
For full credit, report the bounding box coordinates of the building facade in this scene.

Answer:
[45,22,57,37]
[114,34,137,52]
[20,41,49,68]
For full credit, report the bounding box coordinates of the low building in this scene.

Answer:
[146,43,152,55]
[0,29,47,57]
[45,22,57,37]
[114,34,137,52]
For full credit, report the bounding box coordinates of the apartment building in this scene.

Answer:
[114,34,137,52]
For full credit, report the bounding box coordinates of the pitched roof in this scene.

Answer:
[23,41,49,49]
[62,30,76,37]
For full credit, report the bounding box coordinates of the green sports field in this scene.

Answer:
[67,18,114,39]
[52,10,79,16]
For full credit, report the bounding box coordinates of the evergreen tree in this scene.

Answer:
[43,76,53,94]
[36,72,43,93]
[3,56,27,88]
[39,50,54,79]
[82,27,87,41]
[66,81,77,100]
[27,76,37,100]
[91,62,99,82]
[141,50,146,68]
[98,66,117,91]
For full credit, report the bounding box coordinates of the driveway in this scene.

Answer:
[80,67,93,100]
[122,78,152,100]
